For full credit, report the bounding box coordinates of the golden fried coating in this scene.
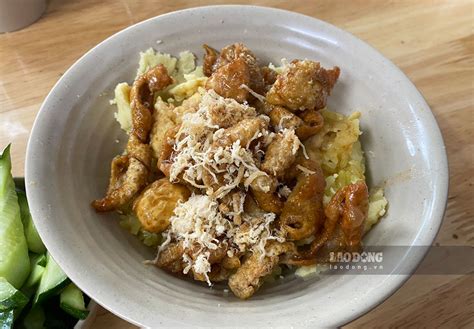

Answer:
[206,58,250,103]
[92,65,173,212]
[155,242,185,273]
[251,189,283,215]
[157,241,230,283]
[222,255,241,270]
[91,155,149,212]
[158,125,180,177]
[261,66,278,87]
[206,265,233,282]
[204,253,242,283]
[249,172,277,191]
[268,105,324,141]
[228,242,296,299]
[269,104,303,130]
[280,159,326,241]
[131,64,174,143]
[172,92,201,124]
[150,99,176,160]
[215,43,266,94]
[94,43,367,299]
[206,92,257,128]
[248,129,299,215]
[213,117,268,149]
[203,44,219,77]
[326,180,368,250]
[289,181,369,265]
[296,109,324,140]
[133,178,191,233]
[266,60,340,111]
[126,134,152,168]
[261,130,299,178]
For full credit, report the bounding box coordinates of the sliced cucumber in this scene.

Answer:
[22,305,45,329]
[23,265,45,290]
[60,283,89,320]
[29,253,47,268]
[0,278,29,311]
[17,190,46,254]
[0,309,14,329]
[23,253,47,290]
[33,253,70,305]
[0,145,30,289]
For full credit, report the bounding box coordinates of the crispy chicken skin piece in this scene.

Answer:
[214,43,266,94]
[152,94,202,171]
[172,92,202,124]
[268,104,303,130]
[155,242,185,273]
[204,43,266,102]
[131,65,174,143]
[206,58,250,103]
[191,245,230,282]
[228,242,296,299]
[261,66,278,87]
[289,181,369,265]
[250,129,299,214]
[280,159,326,241]
[261,129,299,179]
[204,117,269,194]
[297,109,324,140]
[149,99,176,160]
[126,134,152,168]
[268,105,324,141]
[91,155,149,212]
[158,125,180,178]
[157,242,229,279]
[266,60,340,111]
[201,254,241,283]
[133,178,191,233]
[92,65,173,212]
[203,44,219,77]
[206,92,257,128]
[251,189,283,215]
[213,117,268,149]
[327,181,368,250]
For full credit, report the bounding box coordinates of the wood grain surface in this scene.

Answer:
[1,0,472,328]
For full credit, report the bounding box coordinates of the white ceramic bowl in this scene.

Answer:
[25,6,448,328]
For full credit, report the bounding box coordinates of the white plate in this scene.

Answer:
[26,5,448,328]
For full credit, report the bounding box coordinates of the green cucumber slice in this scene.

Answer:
[0,309,14,329]
[23,253,47,289]
[22,305,45,329]
[17,191,46,254]
[59,284,89,320]
[0,278,29,311]
[33,253,70,305]
[29,253,47,268]
[20,254,47,299]
[0,145,30,289]
[23,265,45,290]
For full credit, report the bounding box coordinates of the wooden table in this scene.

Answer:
[1,0,472,327]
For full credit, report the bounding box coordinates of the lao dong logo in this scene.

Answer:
[329,251,383,263]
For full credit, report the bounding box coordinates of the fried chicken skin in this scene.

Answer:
[280,159,326,241]
[266,60,340,111]
[228,242,296,299]
[289,181,369,265]
[92,65,173,212]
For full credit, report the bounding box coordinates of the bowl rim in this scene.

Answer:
[25,5,449,327]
